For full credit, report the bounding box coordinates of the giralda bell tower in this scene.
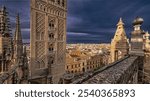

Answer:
[30,0,67,84]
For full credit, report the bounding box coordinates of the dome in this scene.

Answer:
[132,17,144,25]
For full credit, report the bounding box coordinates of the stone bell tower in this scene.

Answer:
[30,0,67,84]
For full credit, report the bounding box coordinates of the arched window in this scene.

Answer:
[49,20,55,30]
[49,57,54,66]
[67,66,69,69]
[82,68,85,72]
[49,33,54,40]
[49,44,54,52]
[57,0,60,4]
[51,59,54,64]
[71,71,73,73]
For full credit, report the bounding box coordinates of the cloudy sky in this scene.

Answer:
[0,0,150,43]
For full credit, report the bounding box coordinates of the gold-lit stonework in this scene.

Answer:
[30,0,67,84]
[110,18,129,62]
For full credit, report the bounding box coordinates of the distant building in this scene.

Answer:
[65,44,109,74]
[0,6,28,84]
[110,18,129,62]
[30,0,67,84]
[66,50,88,74]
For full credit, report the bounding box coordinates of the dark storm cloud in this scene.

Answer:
[67,0,150,43]
[1,0,150,43]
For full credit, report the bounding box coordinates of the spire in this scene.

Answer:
[13,13,23,62]
[113,18,128,41]
[14,13,22,44]
[117,18,124,26]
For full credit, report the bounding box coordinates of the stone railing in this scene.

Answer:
[72,55,144,84]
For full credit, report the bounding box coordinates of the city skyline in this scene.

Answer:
[0,0,150,43]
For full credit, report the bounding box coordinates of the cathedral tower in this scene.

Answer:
[111,18,129,62]
[0,6,28,84]
[30,0,67,83]
[13,14,23,63]
[0,6,12,75]
[10,14,28,84]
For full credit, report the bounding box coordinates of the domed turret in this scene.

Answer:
[130,17,145,56]
[132,17,144,25]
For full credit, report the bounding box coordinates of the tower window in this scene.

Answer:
[49,57,54,65]
[49,33,54,40]
[83,63,84,66]
[49,44,54,52]
[62,0,65,7]
[49,20,55,30]
[51,60,54,64]
[82,68,85,72]
[57,0,60,4]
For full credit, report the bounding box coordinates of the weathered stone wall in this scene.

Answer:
[72,55,144,84]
